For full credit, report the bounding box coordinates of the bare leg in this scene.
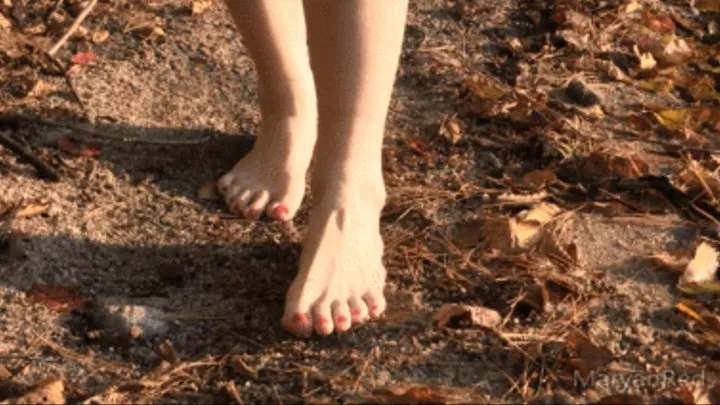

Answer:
[282,0,409,336]
[219,1,316,221]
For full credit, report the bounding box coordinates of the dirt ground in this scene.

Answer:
[1,0,720,403]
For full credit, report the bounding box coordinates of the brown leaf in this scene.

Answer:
[57,136,102,157]
[16,202,50,218]
[521,169,557,189]
[373,384,481,404]
[566,331,614,375]
[0,364,11,381]
[4,379,65,405]
[579,151,649,179]
[641,11,675,34]
[155,340,180,364]
[433,303,501,329]
[438,114,462,145]
[26,284,86,314]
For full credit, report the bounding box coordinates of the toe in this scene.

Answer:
[348,296,369,323]
[332,300,352,333]
[230,189,254,215]
[312,302,334,336]
[266,202,291,222]
[363,290,387,318]
[245,190,270,219]
[282,312,312,337]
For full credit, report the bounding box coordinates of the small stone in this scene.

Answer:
[566,79,600,107]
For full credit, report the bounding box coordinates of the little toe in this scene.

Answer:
[363,290,387,319]
[348,296,369,323]
[312,303,334,336]
[331,300,352,333]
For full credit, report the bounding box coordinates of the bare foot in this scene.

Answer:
[281,177,387,336]
[217,113,315,221]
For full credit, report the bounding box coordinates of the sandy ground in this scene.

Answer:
[1,0,719,403]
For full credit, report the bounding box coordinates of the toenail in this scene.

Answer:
[336,316,347,324]
[316,317,328,325]
[351,309,361,319]
[293,313,308,324]
[274,204,289,219]
[370,305,378,316]
[245,209,258,219]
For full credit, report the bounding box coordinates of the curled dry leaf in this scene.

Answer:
[4,379,65,405]
[25,284,86,314]
[155,339,180,364]
[433,303,501,329]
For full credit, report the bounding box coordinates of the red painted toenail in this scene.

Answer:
[370,305,379,315]
[274,204,289,219]
[316,317,328,326]
[351,309,361,319]
[336,316,347,324]
[293,313,308,324]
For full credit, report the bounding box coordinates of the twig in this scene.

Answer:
[0,131,60,181]
[47,0,98,56]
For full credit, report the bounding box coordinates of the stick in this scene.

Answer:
[0,131,60,182]
[47,0,98,56]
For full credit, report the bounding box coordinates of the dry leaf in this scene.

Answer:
[4,379,65,404]
[579,151,649,179]
[634,45,657,70]
[155,340,180,364]
[57,136,102,157]
[16,203,50,218]
[438,115,462,145]
[680,242,719,284]
[373,384,481,404]
[198,180,221,200]
[565,331,614,377]
[91,30,109,43]
[433,303,501,329]
[71,51,96,65]
[521,169,557,189]
[25,284,86,314]
[0,364,11,381]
